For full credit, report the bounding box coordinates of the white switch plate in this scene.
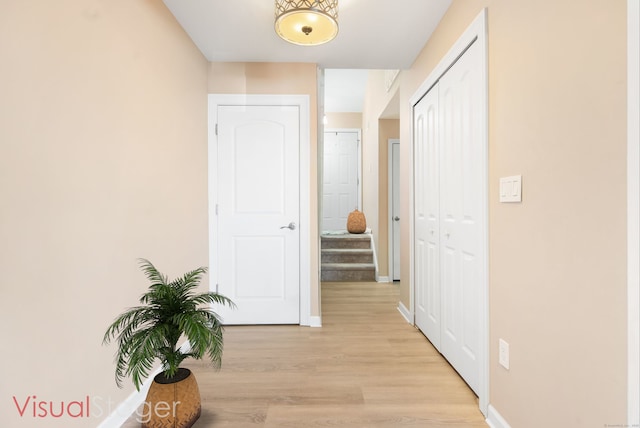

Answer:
[500,175,522,203]
[499,338,510,370]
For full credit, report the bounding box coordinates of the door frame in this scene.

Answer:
[628,0,640,424]
[409,9,488,415]
[208,94,312,326]
[388,138,400,281]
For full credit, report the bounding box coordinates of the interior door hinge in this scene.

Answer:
[215,204,218,215]
[215,283,219,294]
[215,123,218,136]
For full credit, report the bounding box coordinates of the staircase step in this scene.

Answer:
[321,263,376,282]
[321,248,373,264]
[321,263,375,271]
[320,233,375,281]
[321,234,371,249]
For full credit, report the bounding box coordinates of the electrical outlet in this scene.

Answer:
[499,339,510,370]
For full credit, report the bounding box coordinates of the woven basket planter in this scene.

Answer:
[346,209,367,234]
[141,368,201,428]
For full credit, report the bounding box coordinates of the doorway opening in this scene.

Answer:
[321,69,401,284]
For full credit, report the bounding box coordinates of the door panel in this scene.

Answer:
[233,122,286,213]
[391,140,401,281]
[439,40,482,394]
[233,236,285,298]
[323,131,359,231]
[216,105,300,325]
[414,86,440,348]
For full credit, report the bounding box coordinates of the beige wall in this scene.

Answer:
[0,1,209,426]
[362,72,401,280]
[392,0,626,426]
[208,62,321,317]
[325,112,362,129]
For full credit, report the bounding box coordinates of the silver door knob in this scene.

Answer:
[394,216,400,221]
[280,222,296,230]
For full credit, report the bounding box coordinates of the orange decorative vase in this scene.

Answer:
[347,209,367,234]
[141,368,201,428]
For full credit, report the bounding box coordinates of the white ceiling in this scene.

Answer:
[162,0,452,112]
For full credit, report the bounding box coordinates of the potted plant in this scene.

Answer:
[103,259,235,428]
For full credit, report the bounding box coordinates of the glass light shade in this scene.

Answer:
[275,0,338,46]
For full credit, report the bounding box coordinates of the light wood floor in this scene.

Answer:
[122,282,487,427]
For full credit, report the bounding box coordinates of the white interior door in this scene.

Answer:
[414,87,441,350]
[391,139,401,281]
[322,130,359,232]
[215,104,300,325]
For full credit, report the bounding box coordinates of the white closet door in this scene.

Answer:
[414,85,441,349]
[439,40,483,394]
[413,39,483,395]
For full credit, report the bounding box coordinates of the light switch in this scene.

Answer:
[499,338,510,370]
[500,175,522,203]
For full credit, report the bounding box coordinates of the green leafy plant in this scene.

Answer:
[103,259,235,390]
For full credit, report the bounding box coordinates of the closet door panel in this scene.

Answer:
[414,85,441,349]
[439,40,483,395]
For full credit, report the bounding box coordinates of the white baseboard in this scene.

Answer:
[96,374,155,428]
[98,341,192,427]
[377,276,391,283]
[397,301,412,324]
[486,405,511,428]
[308,316,322,327]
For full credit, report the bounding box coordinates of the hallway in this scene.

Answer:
[123,282,487,427]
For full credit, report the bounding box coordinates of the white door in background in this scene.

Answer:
[215,104,300,325]
[322,131,359,232]
[390,139,401,281]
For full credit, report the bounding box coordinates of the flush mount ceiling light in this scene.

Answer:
[275,0,339,46]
